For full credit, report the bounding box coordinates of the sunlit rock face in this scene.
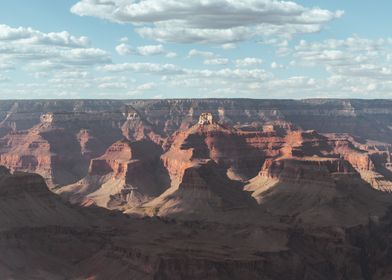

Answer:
[1,100,392,211]
[0,99,392,189]
[1,99,392,212]
[57,138,169,209]
[198,112,214,125]
[2,100,392,279]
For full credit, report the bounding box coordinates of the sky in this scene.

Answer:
[0,0,392,99]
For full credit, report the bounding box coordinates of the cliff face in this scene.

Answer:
[0,126,54,185]
[139,119,264,219]
[162,121,265,184]
[58,138,169,209]
[243,128,392,226]
[0,103,391,201]
[2,99,392,279]
[1,166,392,280]
[0,100,391,215]
[1,100,390,217]
[0,170,88,230]
[2,99,392,138]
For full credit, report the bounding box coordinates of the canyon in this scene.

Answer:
[1,99,392,279]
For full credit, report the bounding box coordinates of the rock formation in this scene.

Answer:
[0,170,88,230]
[58,138,169,209]
[1,100,392,279]
[245,129,392,225]
[198,112,214,125]
[1,99,392,190]
[1,164,392,280]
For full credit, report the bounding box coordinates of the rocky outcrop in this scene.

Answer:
[0,110,126,187]
[0,170,88,230]
[244,128,392,226]
[58,139,169,209]
[0,171,390,280]
[163,118,265,183]
[260,157,356,182]
[1,99,392,190]
[0,128,54,186]
[143,160,256,219]
[2,98,392,141]
[2,100,392,279]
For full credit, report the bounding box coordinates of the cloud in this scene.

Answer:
[137,44,165,56]
[0,24,89,47]
[71,0,343,44]
[128,82,156,96]
[136,82,155,91]
[115,43,133,55]
[115,43,170,56]
[98,60,274,98]
[0,24,111,71]
[188,49,217,59]
[271,61,284,69]
[137,24,251,44]
[0,74,10,83]
[221,43,236,50]
[99,62,184,74]
[98,82,128,89]
[0,61,14,71]
[292,37,386,67]
[187,49,228,65]
[165,52,177,58]
[184,68,272,81]
[290,36,392,81]
[331,64,392,81]
[235,57,263,68]
[203,58,229,65]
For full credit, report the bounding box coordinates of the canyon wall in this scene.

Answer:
[2,100,392,279]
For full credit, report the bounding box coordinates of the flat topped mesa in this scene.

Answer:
[198,112,214,125]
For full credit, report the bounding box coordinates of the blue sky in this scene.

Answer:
[0,0,392,99]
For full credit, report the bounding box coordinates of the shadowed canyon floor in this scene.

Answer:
[2,99,392,279]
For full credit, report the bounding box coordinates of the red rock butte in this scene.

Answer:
[1,99,392,279]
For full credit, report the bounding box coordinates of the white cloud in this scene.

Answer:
[98,82,128,89]
[188,49,229,65]
[203,58,229,65]
[331,64,392,80]
[128,82,156,96]
[188,49,217,59]
[137,23,251,44]
[137,44,165,56]
[0,61,14,71]
[115,43,169,56]
[166,52,177,58]
[98,60,274,97]
[100,62,184,75]
[137,82,155,91]
[235,57,263,68]
[115,43,133,55]
[0,24,89,47]
[71,0,343,44]
[0,24,110,71]
[184,68,271,81]
[290,36,392,82]
[292,37,386,67]
[160,66,276,97]
[0,74,10,83]
[221,43,236,50]
[271,62,284,69]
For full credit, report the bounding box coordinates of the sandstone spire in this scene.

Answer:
[198,112,214,125]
